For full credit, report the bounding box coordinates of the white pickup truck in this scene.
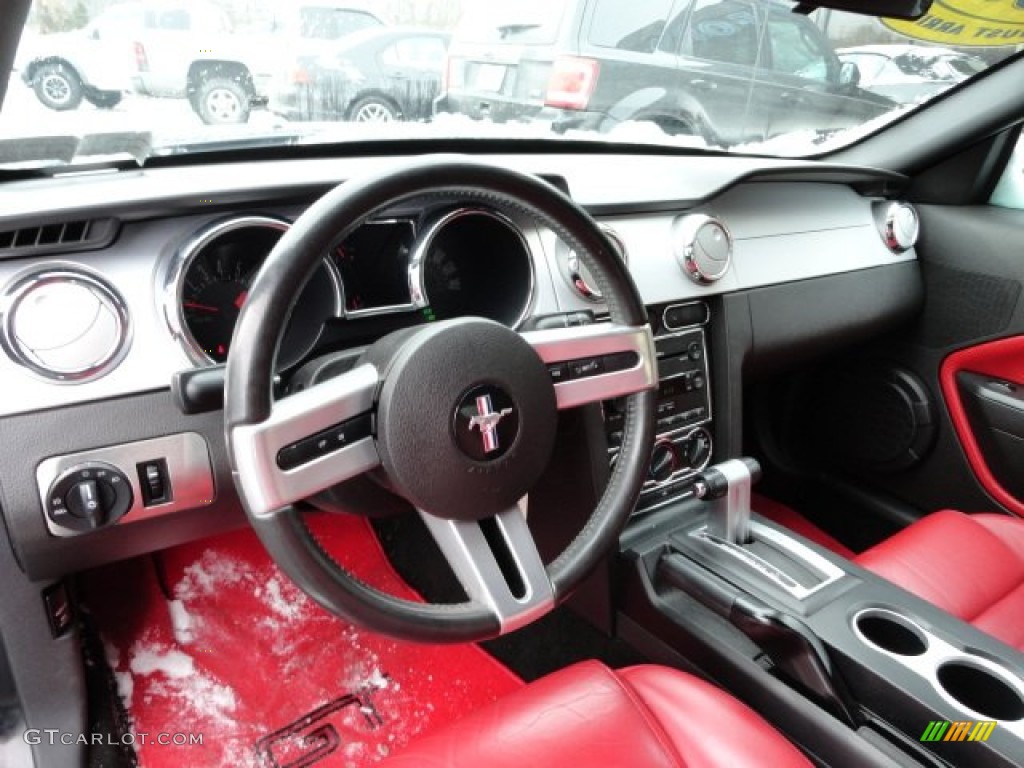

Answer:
[18,0,385,124]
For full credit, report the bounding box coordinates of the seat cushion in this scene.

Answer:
[856,510,1024,651]
[379,660,811,767]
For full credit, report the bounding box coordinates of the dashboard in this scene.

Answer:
[0,152,921,579]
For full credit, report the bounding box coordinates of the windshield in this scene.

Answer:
[1,0,1021,168]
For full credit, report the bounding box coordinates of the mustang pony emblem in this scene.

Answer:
[468,395,513,454]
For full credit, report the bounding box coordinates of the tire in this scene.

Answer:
[193,76,251,125]
[83,88,122,109]
[32,62,83,111]
[348,96,399,123]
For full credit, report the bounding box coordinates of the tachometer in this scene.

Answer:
[168,216,341,369]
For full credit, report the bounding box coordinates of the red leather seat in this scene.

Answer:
[380,660,811,767]
[856,510,1024,651]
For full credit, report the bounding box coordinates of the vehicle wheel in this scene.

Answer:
[32,63,83,111]
[349,97,399,123]
[83,88,122,109]
[194,76,251,125]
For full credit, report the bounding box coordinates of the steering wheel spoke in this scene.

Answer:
[523,322,657,409]
[231,364,381,517]
[418,504,554,634]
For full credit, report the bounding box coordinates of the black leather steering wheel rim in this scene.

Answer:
[225,156,657,643]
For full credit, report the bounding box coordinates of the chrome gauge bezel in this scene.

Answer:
[163,215,343,366]
[0,266,132,383]
[556,224,628,302]
[408,207,536,330]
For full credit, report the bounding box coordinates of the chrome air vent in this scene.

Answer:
[878,202,919,253]
[673,214,733,285]
[0,218,119,259]
[0,267,131,382]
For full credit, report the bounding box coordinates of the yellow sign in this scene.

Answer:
[882,0,1024,47]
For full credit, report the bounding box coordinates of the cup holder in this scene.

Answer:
[936,661,1024,722]
[854,608,928,657]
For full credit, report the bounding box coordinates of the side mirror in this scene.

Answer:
[839,61,861,88]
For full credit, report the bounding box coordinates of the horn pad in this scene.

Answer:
[371,318,557,521]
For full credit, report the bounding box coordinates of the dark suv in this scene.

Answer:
[436,0,893,146]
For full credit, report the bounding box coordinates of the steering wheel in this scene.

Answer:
[225,157,658,643]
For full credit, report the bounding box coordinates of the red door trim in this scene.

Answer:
[940,335,1024,517]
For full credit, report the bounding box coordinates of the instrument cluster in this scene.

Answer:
[165,206,535,370]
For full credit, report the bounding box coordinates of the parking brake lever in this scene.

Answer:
[658,552,858,726]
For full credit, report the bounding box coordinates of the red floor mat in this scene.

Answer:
[752,494,856,559]
[82,513,522,768]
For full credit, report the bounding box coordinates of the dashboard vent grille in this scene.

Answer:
[0,218,119,258]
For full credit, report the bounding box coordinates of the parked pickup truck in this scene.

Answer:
[18,0,386,124]
[133,2,386,123]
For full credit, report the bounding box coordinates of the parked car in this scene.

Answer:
[437,0,893,146]
[131,2,386,124]
[837,44,988,104]
[269,27,450,123]
[15,2,145,111]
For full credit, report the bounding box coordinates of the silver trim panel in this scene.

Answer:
[852,607,1024,736]
[36,432,215,537]
[522,322,658,410]
[690,520,846,600]
[230,363,380,517]
[418,504,555,634]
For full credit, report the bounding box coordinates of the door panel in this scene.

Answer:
[942,337,1024,515]
[774,202,1024,526]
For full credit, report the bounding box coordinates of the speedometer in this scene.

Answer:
[414,208,534,327]
[168,216,341,369]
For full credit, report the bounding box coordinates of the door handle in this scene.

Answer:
[690,78,717,91]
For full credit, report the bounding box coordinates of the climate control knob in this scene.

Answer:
[648,440,678,484]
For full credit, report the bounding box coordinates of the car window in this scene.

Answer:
[765,14,830,81]
[588,0,676,53]
[688,0,759,68]
[299,8,381,40]
[146,9,190,31]
[947,56,986,78]
[91,4,144,35]
[381,37,448,69]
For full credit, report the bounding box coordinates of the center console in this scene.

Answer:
[619,459,1024,768]
[605,301,713,513]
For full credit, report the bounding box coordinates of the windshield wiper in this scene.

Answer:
[0,131,152,171]
[497,23,541,39]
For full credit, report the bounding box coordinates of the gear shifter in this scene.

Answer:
[694,458,761,544]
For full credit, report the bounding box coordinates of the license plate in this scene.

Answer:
[473,63,506,92]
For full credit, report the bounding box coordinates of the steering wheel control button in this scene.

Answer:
[547,362,570,383]
[570,357,604,379]
[46,462,132,532]
[673,214,733,285]
[454,386,519,462]
[276,413,374,471]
